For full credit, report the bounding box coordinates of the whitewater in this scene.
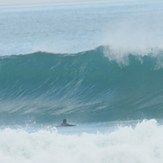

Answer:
[0,0,163,162]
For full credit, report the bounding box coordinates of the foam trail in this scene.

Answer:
[0,120,162,163]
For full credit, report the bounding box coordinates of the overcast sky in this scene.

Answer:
[0,0,127,6]
[0,0,96,6]
[0,0,151,6]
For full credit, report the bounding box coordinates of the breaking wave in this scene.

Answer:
[0,46,163,124]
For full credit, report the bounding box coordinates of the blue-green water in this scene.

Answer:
[0,46,163,124]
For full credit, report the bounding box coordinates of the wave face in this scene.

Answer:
[0,47,163,124]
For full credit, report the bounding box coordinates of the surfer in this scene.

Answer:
[61,119,75,127]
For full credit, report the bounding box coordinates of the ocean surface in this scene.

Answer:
[0,0,163,162]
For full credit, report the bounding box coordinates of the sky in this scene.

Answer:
[0,0,127,6]
[0,0,154,7]
[0,0,93,6]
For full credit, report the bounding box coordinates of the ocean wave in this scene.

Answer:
[0,46,163,124]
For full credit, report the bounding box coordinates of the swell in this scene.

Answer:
[0,46,163,124]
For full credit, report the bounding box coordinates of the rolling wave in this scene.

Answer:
[0,46,163,124]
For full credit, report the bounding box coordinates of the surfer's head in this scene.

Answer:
[63,119,67,124]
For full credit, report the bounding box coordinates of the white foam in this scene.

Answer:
[0,119,163,163]
[103,8,163,62]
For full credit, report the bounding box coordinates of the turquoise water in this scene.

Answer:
[0,47,163,124]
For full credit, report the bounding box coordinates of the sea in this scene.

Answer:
[0,0,163,162]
